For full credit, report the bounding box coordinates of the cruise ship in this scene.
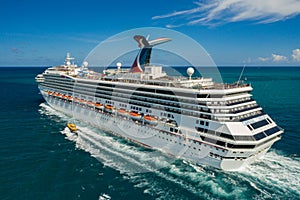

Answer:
[36,35,283,171]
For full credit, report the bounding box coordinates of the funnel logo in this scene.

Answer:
[130,35,171,73]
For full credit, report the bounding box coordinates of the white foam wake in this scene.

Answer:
[239,150,300,198]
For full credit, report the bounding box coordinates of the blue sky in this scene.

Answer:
[1,0,300,66]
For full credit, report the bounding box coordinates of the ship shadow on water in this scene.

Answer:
[39,103,300,200]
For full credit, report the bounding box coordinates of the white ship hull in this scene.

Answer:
[41,91,277,171]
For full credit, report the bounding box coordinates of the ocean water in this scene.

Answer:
[0,67,299,200]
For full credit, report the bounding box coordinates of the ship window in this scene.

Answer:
[205,122,209,126]
[264,126,280,136]
[200,121,204,125]
[216,141,226,147]
[220,133,235,140]
[234,135,254,141]
[196,120,199,124]
[196,127,204,132]
[170,127,174,132]
[251,119,269,129]
[227,144,255,149]
[167,114,171,118]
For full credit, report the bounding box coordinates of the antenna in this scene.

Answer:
[237,65,246,85]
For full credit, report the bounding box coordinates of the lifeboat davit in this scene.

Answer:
[104,104,115,113]
[144,115,158,125]
[129,111,142,120]
[117,108,128,116]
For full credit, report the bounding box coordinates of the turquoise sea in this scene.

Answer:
[0,67,299,200]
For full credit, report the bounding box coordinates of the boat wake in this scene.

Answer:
[39,103,300,199]
[238,150,300,199]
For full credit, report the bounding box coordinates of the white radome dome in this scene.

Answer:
[83,61,88,67]
[187,67,194,77]
[116,62,122,68]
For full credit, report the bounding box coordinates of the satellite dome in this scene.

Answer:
[187,67,194,80]
[82,61,88,67]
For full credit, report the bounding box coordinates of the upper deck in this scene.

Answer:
[44,64,252,95]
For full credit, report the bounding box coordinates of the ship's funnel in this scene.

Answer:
[130,35,171,73]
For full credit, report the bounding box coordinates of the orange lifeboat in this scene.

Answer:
[79,99,86,104]
[87,101,94,106]
[117,108,128,116]
[104,104,115,113]
[144,115,158,125]
[73,97,80,102]
[67,96,73,100]
[95,103,104,109]
[129,111,142,120]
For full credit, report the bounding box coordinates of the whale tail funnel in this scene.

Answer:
[130,35,171,73]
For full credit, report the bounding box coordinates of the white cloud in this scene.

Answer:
[258,57,270,62]
[165,24,184,28]
[292,48,300,62]
[152,0,300,26]
[272,53,287,62]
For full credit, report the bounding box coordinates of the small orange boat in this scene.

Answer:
[73,97,80,102]
[129,111,142,120]
[95,103,103,107]
[104,104,115,113]
[144,115,158,125]
[67,123,77,132]
[117,108,128,116]
[87,101,94,106]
